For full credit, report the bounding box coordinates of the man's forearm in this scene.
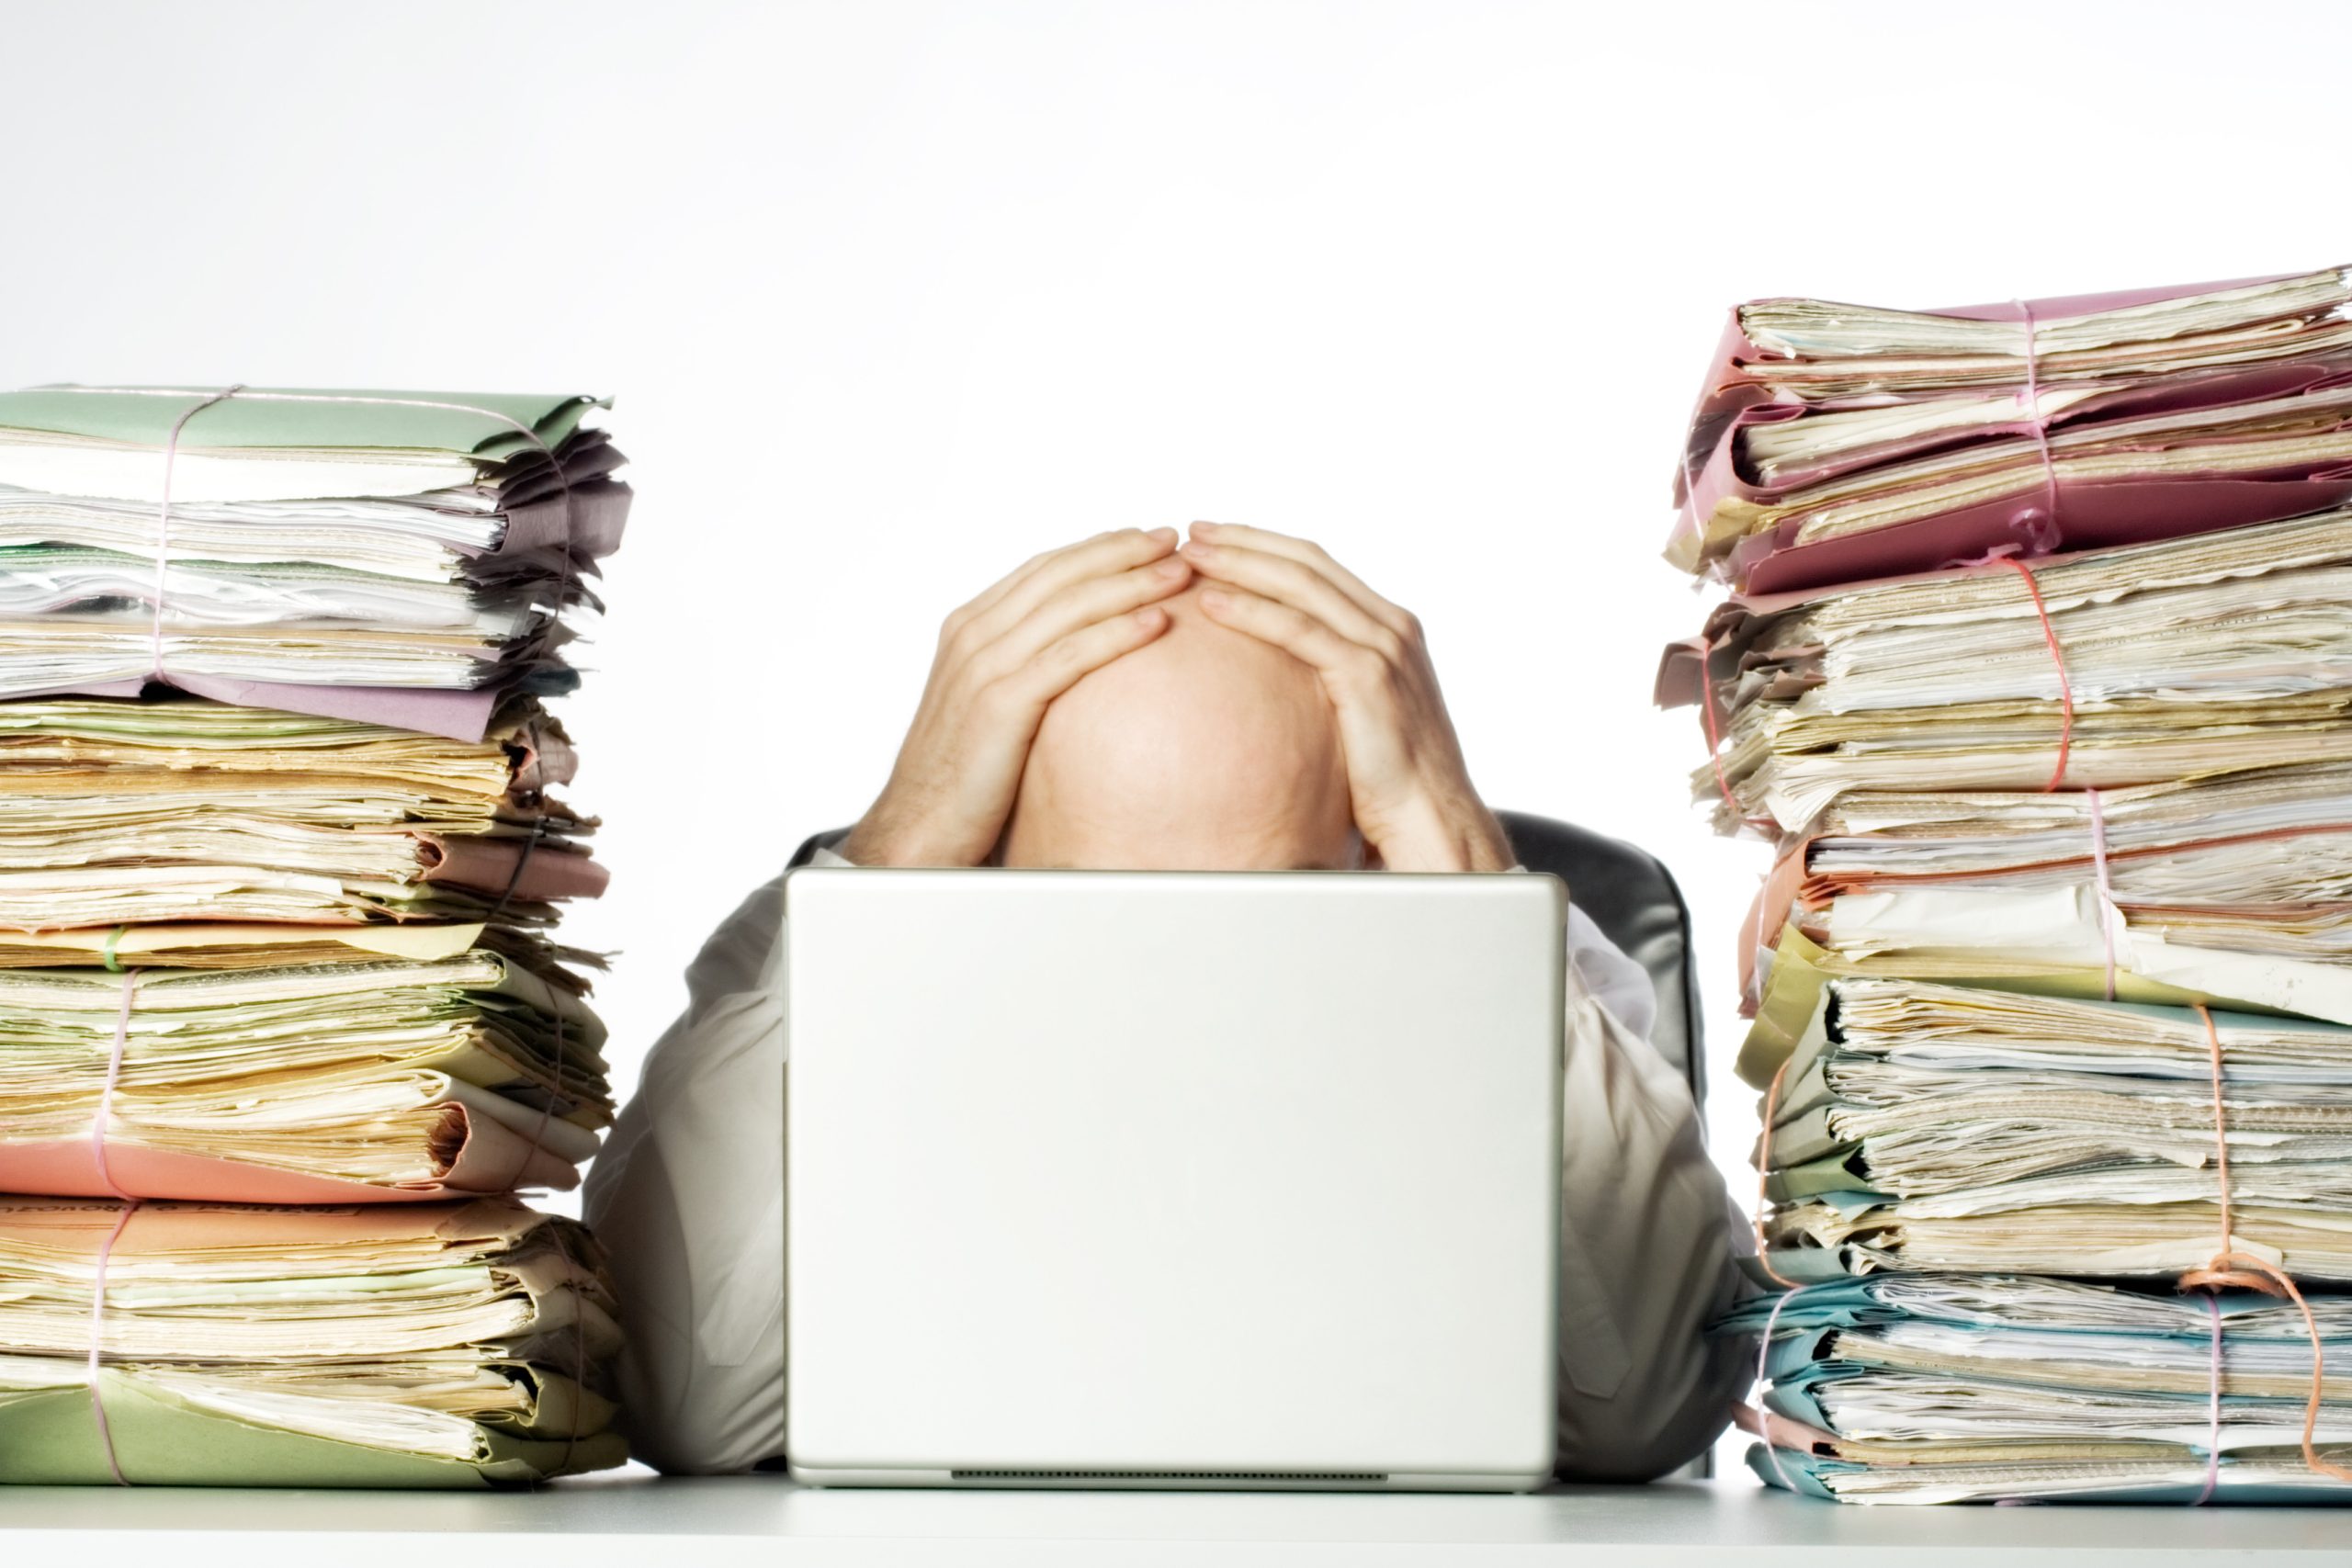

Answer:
[1371,793,1516,873]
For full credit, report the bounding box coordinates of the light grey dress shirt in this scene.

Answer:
[583,847,1748,1479]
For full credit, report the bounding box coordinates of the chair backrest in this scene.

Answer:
[783,809,1704,1107]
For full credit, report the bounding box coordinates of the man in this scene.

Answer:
[584,522,1747,1480]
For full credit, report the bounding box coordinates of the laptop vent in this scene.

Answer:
[950,1469,1387,1483]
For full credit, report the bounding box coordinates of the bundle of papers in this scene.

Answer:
[1664,274,2352,1504]
[0,387,628,742]
[0,694,600,942]
[1710,764,2352,1032]
[1755,978,2352,1283]
[1662,505,2352,1027]
[1669,265,2352,593]
[1663,505,2352,836]
[0,956,610,1201]
[0,571,615,1211]
[1714,1274,2352,1503]
[0,1197,624,1484]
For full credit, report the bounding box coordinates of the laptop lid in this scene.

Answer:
[783,868,1563,1490]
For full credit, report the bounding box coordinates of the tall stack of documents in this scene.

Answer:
[0,387,627,1484]
[1660,274,2352,1503]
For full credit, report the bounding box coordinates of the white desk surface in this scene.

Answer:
[2,1473,2347,1566]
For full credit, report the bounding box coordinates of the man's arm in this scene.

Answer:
[581,874,790,1474]
[1549,937,1747,1480]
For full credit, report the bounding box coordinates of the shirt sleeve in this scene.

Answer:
[1544,899,1747,1480]
[581,873,791,1474]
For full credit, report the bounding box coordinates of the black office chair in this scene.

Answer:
[785,809,1706,1109]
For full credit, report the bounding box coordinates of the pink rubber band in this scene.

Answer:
[1745,1058,1809,1491]
[2011,299,2063,548]
[2086,787,2117,1001]
[1751,1285,1805,1494]
[90,971,138,1201]
[1998,556,2075,791]
[2195,1291,2223,1506]
[85,1200,139,1485]
[1696,644,1779,835]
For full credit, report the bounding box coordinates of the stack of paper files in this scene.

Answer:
[1670,265,2352,594]
[1758,979,2352,1282]
[1660,505,2352,1028]
[0,694,601,944]
[1665,506,2352,836]
[1715,1274,2352,1503]
[0,1198,623,1485]
[0,384,629,1484]
[0,957,609,1201]
[0,386,628,742]
[0,692,615,1201]
[1662,267,2352,1504]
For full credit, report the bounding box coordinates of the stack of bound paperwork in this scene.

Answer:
[1662,273,2352,1503]
[1670,266,2352,595]
[1715,1274,2352,1502]
[0,386,628,1485]
[0,1198,624,1484]
[0,387,628,740]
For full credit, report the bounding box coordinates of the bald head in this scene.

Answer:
[1000,583,1362,870]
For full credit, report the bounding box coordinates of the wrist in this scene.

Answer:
[839,814,933,868]
[1367,792,1512,873]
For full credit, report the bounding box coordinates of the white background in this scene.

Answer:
[6,0,2347,1483]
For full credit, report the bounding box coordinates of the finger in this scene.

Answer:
[975,553,1193,675]
[954,526,1179,648]
[986,602,1173,712]
[1192,584,1380,688]
[961,528,1121,620]
[1178,538,1395,653]
[1186,521,1412,636]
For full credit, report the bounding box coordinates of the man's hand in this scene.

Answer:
[1177,521,1513,873]
[841,527,1193,866]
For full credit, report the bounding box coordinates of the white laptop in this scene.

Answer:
[782,867,1564,1491]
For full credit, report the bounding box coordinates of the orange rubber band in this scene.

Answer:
[1997,555,2075,793]
[2178,1003,2352,1485]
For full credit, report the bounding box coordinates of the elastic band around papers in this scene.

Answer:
[1744,1064,1806,1491]
[1697,648,1779,836]
[501,1003,567,1194]
[99,924,126,974]
[485,817,548,924]
[1751,1288,1805,1495]
[2197,1292,2223,1506]
[85,1200,139,1485]
[2086,787,2117,1001]
[89,971,139,1201]
[149,387,244,682]
[1998,555,2075,791]
[1752,1058,1802,1291]
[540,1222,588,1479]
[2176,1003,2352,1485]
[2009,299,2064,550]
